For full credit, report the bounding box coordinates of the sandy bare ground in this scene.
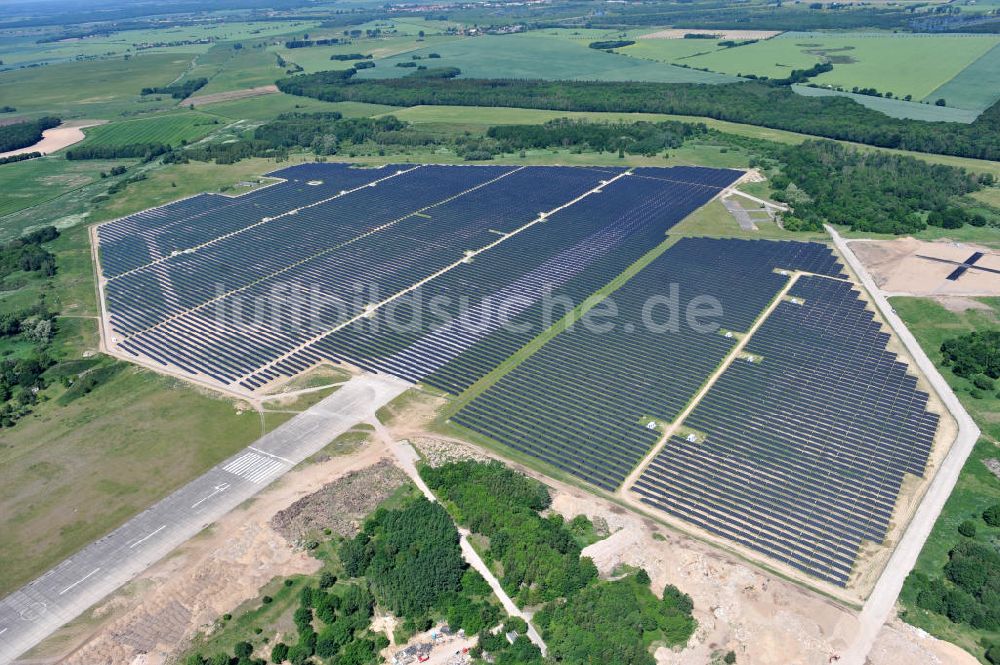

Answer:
[637,29,782,40]
[181,85,278,107]
[395,394,971,665]
[551,487,970,665]
[23,385,978,665]
[25,440,396,665]
[0,120,106,159]
[851,237,1000,297]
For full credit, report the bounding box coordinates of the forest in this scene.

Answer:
[907,538,1000,636]
[421,460,596,604]
[421,461,697,663]
[275,73,1000,161]
[340,495,501,638]
[0,227,60,428]
[0,116,60,153]
[769,140,988,234]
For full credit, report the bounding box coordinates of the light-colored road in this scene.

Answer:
[0,373,409,665]
[379,426,547,656]
[828,225,981,665]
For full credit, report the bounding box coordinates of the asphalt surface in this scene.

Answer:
[0,373,409,665]
[828,226,981,665]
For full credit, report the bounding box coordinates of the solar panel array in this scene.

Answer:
[452,238,845,490]
[97,163,742,390]
[633,275,938,586]
[98,163,940,587]
[242,175,738,393]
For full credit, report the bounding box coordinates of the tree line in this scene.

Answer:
[66,142,171,160]
[486,118,707,156]
[768,140,988,234]
[140,77,207,99]
[0,116,59,153]
[274,72,1000,161]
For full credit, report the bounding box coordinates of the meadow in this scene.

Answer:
[357,31,740,84]
[380,105,1000,178]
[0,53,192,118]
[893,296,1000,661]
[0,157,119,222]
[200,93,397,121]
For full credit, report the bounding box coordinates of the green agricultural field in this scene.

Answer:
[0,20,319,69]
[790,85,979,122]
[357,31,741,84]
[79,111,225,146]
[201,93,398,121]
[274,34,459,74]
[927,41,1000,112]
[622,32,1000,106]
[0,53,194,118]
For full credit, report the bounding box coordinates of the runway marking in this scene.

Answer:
[192,483,230,508]
[129,525,166,549]
[223,451,286,484]
[248,446,293,465]
[59,568,100,596]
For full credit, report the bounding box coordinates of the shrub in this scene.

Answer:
[983,504,1000,527]
[270,642,289,663]
[958,520,977,537]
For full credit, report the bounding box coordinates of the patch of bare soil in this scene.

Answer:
[552,488,857,665]
[270,458,407,543]
[38,441,396,665]
[868,619,979,665]
[850,238,1000,297]
[983,457,1000,481]
[411,436,492,468]
[0,119,106,159]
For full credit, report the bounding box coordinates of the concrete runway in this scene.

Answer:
[0,373,409,665]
